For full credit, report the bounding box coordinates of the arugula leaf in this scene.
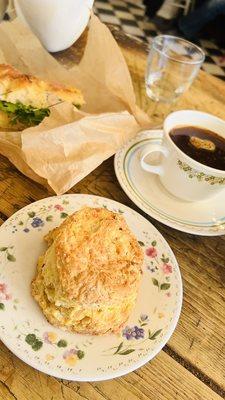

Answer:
[0,100,50,127]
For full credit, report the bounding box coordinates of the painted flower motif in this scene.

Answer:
[134,326,145,339]
[31,217,44,228]
[0,293,6,301]
[0,283,11,301]
[162,263,173,274]
[54,204,64,211]
[140,314,149,322]
[122,326,136,340]
[146,247,157,258]
[63,348,85,365]
[0,283,7,293]
[147,265,156,273]
[122,326,145,340]
[43,332,57,344]
[63,349,78,366]
[45,354,55,362]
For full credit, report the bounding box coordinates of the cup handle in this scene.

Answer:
[140,143,169,175]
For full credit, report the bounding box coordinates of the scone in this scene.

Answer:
[31,207,143,335]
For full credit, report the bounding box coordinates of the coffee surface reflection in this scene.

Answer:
[170,126,225,171]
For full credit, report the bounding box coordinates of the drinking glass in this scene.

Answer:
[145,35,205,125]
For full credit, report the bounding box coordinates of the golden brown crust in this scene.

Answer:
[31,262,135,335]
[31,207,143,335]
[0,63,85,108]
[47,207,143,304]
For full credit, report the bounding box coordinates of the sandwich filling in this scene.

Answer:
[0,100,50,127]
[0,63,85,130]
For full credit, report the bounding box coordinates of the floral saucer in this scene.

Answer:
[0,194,182,381]
[114,130,225,236]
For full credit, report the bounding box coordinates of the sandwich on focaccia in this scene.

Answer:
[0,64,85,130]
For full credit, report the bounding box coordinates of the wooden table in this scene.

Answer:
[0,26,225,400]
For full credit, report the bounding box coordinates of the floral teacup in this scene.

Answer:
[140,110,225,202]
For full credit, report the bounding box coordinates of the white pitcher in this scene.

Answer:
[14,0,94,52]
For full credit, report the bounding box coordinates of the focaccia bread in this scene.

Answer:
[31,207,143,335]
[0,64,84,130]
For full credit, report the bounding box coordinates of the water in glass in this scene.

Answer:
[145,35,205,104]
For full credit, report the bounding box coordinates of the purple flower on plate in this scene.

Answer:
[43,332,57,344]
[23,228,29,233]
[31,217,44,228]
[134,326,145,339]
[140,314,149,322]
[122,326,136,340]
[63,349,78,366]
[122,326,145,340]
[147,266,155,273]
[63,348,85,365]
[63,349,77,359]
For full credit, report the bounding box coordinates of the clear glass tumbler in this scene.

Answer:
[145,35,205,123]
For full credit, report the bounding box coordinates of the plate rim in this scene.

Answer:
[0,193,183,381]
[114,131,225,237]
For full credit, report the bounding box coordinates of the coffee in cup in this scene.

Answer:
[140,110,225,202]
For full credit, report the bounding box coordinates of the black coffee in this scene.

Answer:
[169,126,225,170]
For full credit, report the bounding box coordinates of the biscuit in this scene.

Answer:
[31,207,143,334]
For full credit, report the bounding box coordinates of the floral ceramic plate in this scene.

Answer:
[0,194,182,381]
[114,131,225,236]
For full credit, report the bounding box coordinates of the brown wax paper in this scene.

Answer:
[0,14,150,194]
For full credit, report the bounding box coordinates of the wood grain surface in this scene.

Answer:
[0,25,225,400]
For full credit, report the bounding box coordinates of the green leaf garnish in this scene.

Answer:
[0,100,50,127]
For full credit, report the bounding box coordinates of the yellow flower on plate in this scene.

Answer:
[158,312,165,319]
[45,354,54,362]
[63,349,79,366]
[43,331,57,344]
[65,354,78,366]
